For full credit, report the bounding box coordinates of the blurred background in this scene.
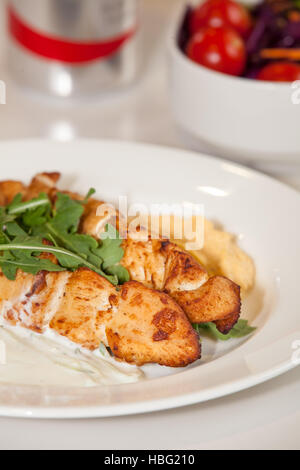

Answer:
[0,0,178,144]
[1,0,300,187]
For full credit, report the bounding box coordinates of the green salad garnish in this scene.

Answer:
[194,319,256,341]
[0,191,129,285]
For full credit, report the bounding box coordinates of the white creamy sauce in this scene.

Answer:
[0,323,144,387]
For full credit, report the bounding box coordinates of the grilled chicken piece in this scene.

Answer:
[121,238,241,334]
[0,180,26,205]
[168,275,241,334]
[161,242,241,334]
[0,268,200,367]
[24,172,61,201]
[106,281,200,367]
[80,199,118,237]
[0,173,60,205]
[22,173,116,236]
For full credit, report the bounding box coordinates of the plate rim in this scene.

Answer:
[1,136,300,199]
[0,360,296,419]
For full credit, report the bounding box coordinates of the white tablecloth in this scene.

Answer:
[0,0,299,450]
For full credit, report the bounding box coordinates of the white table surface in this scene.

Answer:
[0,0,299,450]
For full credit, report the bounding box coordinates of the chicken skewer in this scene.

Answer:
[19,172,241,334]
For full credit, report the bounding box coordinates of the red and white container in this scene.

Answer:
[7,0,138,97]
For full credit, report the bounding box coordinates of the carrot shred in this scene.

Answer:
[260,48,300,61]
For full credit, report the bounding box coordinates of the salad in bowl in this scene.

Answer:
[169,0,300,161]
[179,0,300,81]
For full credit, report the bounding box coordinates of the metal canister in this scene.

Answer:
[7,0,138,97]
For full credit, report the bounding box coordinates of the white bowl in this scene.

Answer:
[168,6,300,163]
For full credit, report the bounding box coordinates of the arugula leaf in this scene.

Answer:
[5,222,27,237]
[98,225,124,270]
[105,265,130,284]
[22,204,50,227]
[0,236,66,280]
[0,241,117,283]
[82,188,96,205]
[0,207,16,228]
[45,226,101,265]
[0,251,18,280]
[8,193,50,216]
[0,191,129,286]
[0,256,66,280]
[96,224,129,283]
[194,320,256,341]
[51,193,84,233]
[0,231,8,244]
[6,193,22,211]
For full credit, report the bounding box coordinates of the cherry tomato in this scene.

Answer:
[186,26,246,76]
[190,0,253,39]
[257,62,300,82]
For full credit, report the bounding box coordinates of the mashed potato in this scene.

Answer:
[171,218,255,294]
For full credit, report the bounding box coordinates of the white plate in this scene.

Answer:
[0,139,299,419]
